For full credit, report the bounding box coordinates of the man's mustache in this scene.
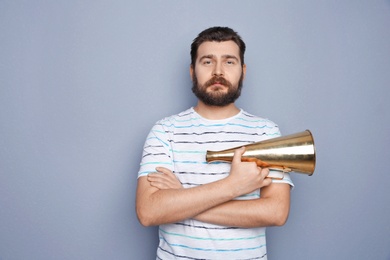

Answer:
[205,76,232,88]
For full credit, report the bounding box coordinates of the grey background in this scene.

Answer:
[1,1,390,259]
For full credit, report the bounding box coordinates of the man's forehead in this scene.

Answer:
[197,40,240,58]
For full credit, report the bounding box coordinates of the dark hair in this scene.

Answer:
[190,26,246,67]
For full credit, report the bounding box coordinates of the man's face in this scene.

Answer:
[191,41,246,107]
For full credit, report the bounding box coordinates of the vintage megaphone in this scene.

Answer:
[206,130,316,176]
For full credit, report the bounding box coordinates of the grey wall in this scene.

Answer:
[1,1,389,259]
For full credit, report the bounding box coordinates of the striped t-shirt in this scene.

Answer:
[138,107,293,260]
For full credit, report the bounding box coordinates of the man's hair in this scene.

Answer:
[190,26,246,67]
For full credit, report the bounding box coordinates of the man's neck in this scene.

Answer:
[194,102,240,120]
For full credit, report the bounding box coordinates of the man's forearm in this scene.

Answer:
[194,184,291,228]
[136,176,238,226]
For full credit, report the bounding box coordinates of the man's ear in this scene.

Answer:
[242,64,247,80]
[189,64,194,79]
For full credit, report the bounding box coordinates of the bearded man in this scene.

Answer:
[136,26,293,260]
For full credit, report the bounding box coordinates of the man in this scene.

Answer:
[136,26,293,260]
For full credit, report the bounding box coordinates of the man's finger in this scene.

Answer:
[232,146,246,164]
[155,167,175,176]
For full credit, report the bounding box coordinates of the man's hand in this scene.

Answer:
[227,147,272,197]
[148,167,183,190]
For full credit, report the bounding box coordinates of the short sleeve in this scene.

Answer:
[137,122,173,178]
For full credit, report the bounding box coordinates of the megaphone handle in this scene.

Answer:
[269,166,291,172]
[267,167,292,180]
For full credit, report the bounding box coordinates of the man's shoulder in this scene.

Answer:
[155,107,195,125]
[236,110,281,142]
[239,109,278,126]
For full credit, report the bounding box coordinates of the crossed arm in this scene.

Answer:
[136,147,291,228]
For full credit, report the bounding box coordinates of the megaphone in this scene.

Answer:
[206,130,316,176]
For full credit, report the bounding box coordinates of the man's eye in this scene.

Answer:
[203,60,212,65]
[226,60,235,65]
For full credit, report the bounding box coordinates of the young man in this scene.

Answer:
[136,26,293,260]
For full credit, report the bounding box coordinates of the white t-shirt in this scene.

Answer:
[138,107,293,260]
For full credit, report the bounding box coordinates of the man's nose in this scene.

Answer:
[213,62,224,76]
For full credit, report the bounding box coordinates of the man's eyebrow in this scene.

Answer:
[199,54,239,60]
[199,54,214,60]
[223,55,239,61]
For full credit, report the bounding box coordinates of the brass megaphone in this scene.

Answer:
[206,130,316,176]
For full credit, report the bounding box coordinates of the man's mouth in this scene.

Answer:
[211,82,224,87]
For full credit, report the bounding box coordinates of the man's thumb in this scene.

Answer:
[232,146,246,164]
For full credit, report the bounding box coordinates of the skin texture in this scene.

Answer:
[136,40,291,228]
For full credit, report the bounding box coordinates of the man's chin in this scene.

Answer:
[206,92,228,100]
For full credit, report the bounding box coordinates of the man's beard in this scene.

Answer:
[191,72,244,107]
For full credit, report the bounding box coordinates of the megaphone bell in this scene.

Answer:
[206,130,316,176]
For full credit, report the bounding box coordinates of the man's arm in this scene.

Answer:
[145,163,291,228]
[193,182,290,228]
[136,147,272,226]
